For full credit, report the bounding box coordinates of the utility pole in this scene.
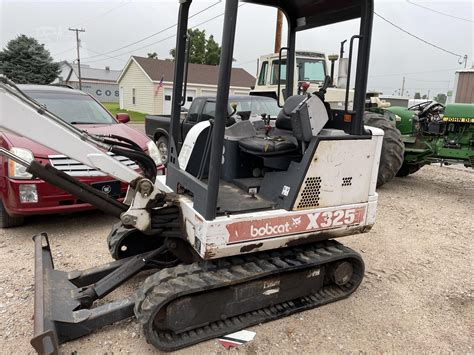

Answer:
[274,9,283,53]
[69,27,85,90]
[400,76,405,97]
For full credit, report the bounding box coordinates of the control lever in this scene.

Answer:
[313,75,332,102]
[262,113,272,136]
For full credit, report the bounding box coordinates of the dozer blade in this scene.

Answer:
[30,233,135,354]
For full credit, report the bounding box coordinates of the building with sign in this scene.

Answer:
[117,56,255,115]
[57,62,121,103]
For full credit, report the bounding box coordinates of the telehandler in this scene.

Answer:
[0,0,384,353]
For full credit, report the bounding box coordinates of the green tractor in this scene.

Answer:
[387,101,474,176]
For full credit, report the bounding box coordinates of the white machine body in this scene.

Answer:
[165,125,384,260]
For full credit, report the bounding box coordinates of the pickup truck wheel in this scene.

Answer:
[0,200,25,228]
[155,136,169,165]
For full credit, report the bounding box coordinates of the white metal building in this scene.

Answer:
[57,62,121,102]
[451,66,474,103]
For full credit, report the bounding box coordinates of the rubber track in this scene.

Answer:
[134,240,364,351]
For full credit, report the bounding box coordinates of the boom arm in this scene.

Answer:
[0,77,141,184]
[0,77,161,231]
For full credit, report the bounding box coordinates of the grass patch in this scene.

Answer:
[103,102,146,123]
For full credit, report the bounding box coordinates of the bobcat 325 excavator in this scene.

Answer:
[0,0,383,353]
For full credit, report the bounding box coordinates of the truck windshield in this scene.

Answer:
[26,91,116,125]
[297,58,326,83]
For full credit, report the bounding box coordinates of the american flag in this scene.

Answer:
[154,75,164,96]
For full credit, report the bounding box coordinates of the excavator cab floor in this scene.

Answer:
[215,180,274,214]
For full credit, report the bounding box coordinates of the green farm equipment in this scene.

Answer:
[388,101,474,176]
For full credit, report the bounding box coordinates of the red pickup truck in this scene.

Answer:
[0,85,161,227]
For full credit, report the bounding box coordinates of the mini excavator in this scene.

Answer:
[0,0,382,353]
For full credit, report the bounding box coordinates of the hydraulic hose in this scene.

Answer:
[110,146,157,183]
[110,134,144,152]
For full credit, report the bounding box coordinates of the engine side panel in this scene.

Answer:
[293,137,379,210]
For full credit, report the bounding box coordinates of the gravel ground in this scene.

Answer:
[0,165,472,354]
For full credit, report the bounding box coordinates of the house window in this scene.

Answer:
[165,95,171,101]
[132,88,136,104]
[187,96,193,102]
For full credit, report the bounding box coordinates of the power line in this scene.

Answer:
[234,58,257,65]
[86,48,127,63]
[81,0,222,61]
[82,33,176,64]
[73,2,131,27]
[374,11,465,61]
[369,68,460,78]
[83,3,247,65]
[406,0,473,23]
[405,77,450,83]
[51,47,76,57]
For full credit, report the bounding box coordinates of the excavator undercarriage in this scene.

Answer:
[32,232,363,352]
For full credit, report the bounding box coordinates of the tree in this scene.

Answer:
[422,94,428,99]
[433,93,447,104]
[414,92,421,99]
[204,35,220,65]
[170,28,221,65]
[147,52,158,59]
[0,35,60,84]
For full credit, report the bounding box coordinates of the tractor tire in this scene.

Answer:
[364,112,404,187]
[0,200,25,228]
[396,163,422,177]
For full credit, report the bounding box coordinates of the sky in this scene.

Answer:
[1,0,473,98]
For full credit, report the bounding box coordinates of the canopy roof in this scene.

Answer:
[243,0,367,30]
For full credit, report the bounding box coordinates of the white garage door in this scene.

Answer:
[233,90,250,95]
[183,88,197,110]
[202,89,217,97]
[162,88,197,114]
[163,88,173,115]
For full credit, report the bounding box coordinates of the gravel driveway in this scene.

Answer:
[0,165,472,353]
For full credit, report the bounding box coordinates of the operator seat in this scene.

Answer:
[275,95,307,131]
[238,95,306,156]
[238,93,331,159]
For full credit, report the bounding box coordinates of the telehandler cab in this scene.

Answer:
[0,0,384,352]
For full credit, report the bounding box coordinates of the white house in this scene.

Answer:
[117,56,255,115]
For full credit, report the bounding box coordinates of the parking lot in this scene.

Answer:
[0,164,472,353]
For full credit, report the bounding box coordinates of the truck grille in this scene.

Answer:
[48,154,139,177]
